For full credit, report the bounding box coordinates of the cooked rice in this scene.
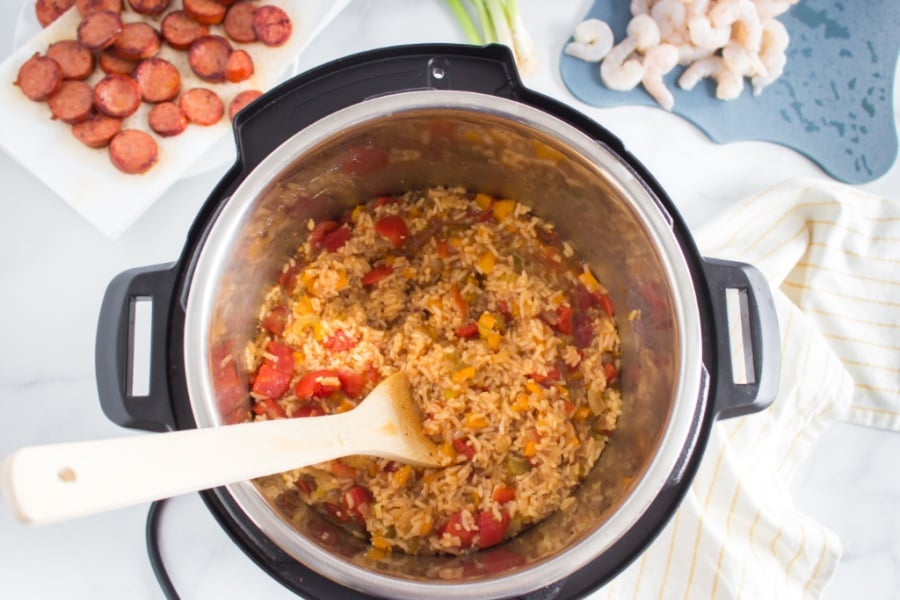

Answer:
[248,186,622,555]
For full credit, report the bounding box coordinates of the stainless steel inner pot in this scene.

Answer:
[182,91,704,599]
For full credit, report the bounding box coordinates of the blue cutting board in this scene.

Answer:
[559,1,900,184]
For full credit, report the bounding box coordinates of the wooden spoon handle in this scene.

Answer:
[0,411,361,526]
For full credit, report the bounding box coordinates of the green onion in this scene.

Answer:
[445,0,536,76]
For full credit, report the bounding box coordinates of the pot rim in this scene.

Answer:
[183,90,704,599]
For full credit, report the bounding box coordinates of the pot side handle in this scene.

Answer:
[230,43,525,174]
[95,264,178,433]
[701,258,781,419]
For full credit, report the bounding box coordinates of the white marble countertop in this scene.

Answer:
[1,1,898,598]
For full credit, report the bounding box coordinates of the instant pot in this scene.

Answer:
[95,45,779,599]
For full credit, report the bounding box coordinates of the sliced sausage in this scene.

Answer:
[46,40,95,81]
[252,5,291,47]
[99,47,137,75]
[35,0,76,27]
[72,113,122,148]
[126,0,171,16]
[113,22,161,61]
[224,2,257,43]
[228,89,262,120]
[161,10,209,51]
[16,54,62,101]
[182,0,226,25]
[179,88,223,126]
[148,101,188,137]
[77,10,123,50]
[109,129,158,174]
[225,49,253,83]
[93,73,142,118]
[188,36,231,82]
[48,80,94,124]
[133,58,180,103]
[76,0,121,16]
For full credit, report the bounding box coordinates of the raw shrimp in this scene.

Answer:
[678,55,744,100]
[710,0,763,52]
[627,14,661,52]
[751,17,789,94]
[564,18,615,62]
[722,40,767,78]
[651,0,689,45]
[641,43,679,110]
[600,37,644,91]
[687,14,730,50]
[630,0,653,16]
[677,43,715,66]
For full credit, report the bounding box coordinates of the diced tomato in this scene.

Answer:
[295,369,342,399]
[323,329,357,352]
[573,283,593,310]
[322,226,351,252]
[572,312,595,349]
[455,321,479,338]
[331,460,357,479]
[342,146,389,175]
[309,220,338,250]
[556,305,573,335]
[441,511,476,549]
[374,215,409,249]
[477,510,510,548]
[262,306,289,336]
[374,195,397,207]
[251,364,292,400]
[278,263,300,290]
[596,292,615,317]
[475,209,493,222]
[530,366,561,385]
[361,264,394,286]
[266,342,294,374]
[251,397,287,419]
[341,485,372,523]
[453,438,476,461]
[292,401,325,418]
[337,369,367,399]
[497,300,511,319]
[491,486,516,504]
[604,362,617,383]
[211,343,248,425]
[450,283,468,320]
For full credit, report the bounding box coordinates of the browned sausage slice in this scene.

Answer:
[126,0,171,16]
[182,0,226,25]
[188,36,231,82]
[48,80,94,124]
[228,89,262,120]
[252,5,291,47]
[35,0,76,27]
[76,0,121,16]
[72,113,122,148]
[113,22,161,61]
[148,101,188,137]
[94,73,142,118]
[109,129,158,174]
[179,88,223,126]
[161,10,209,51]
[98,48,137,75]
[133,58,181,103]
[46,40,95,81]
[77,10,123,50]
[225,49,253,83]
[224,2,257,43]
[16,54,62,101]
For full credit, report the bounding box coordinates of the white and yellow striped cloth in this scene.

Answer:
[591,179,898,598]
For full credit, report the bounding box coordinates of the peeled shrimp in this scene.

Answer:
[687,14,731,50]
[565,18,615,62]
[710,0,763,52]
[677,43,715,66]
[678,56,744,100]
[641,43,679,110]
[630,0,654,16]
[627,14,661,52]
[751,17,789,94]
[651,0,689,45]
[600,37,644,91]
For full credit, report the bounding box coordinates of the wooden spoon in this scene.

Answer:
[1,372,439,526]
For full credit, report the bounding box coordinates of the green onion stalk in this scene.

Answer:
[445,0,536,76]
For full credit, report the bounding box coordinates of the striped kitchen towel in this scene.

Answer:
[590,178,898,598]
